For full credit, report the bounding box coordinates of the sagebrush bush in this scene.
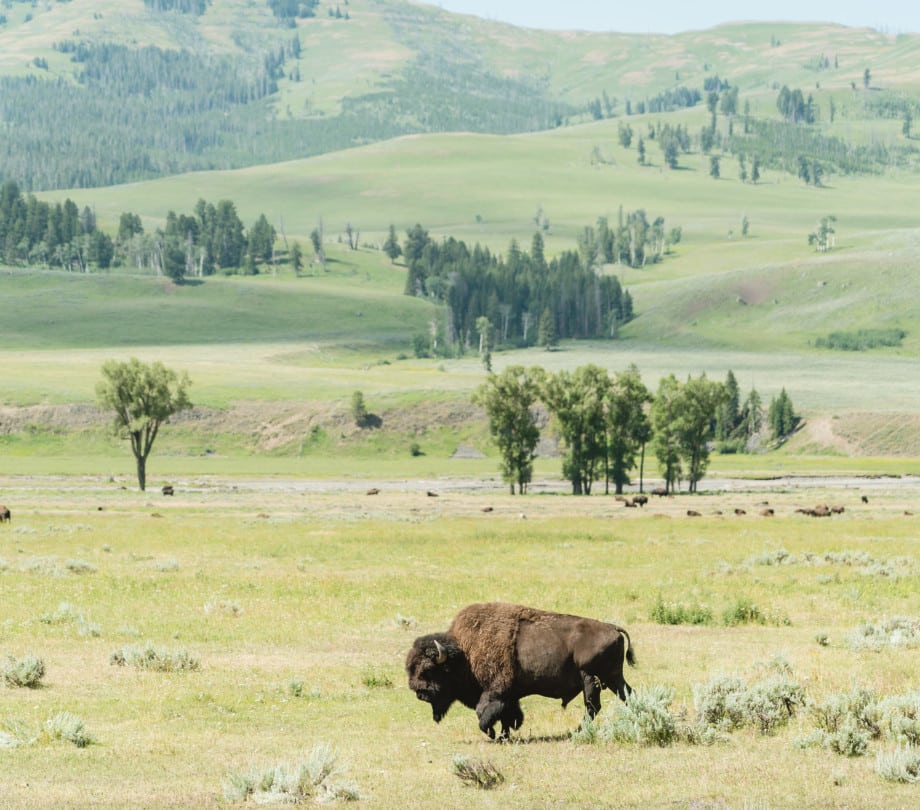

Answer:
[694,676,749,731]
[224,744,359,803]
[3,655,46,689]
[694,674,804,735]
[110,643,200,672]
[881,692,920,746]
[876,744,920,783]
[451,755,505,790]
[848,617,920,651]
[801,687,881,756]
[43,711,95,748]
[602,686,678,746]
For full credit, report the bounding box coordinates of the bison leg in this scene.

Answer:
[581,673,602,719]
[499,701,524,739]
[475,692,511,740]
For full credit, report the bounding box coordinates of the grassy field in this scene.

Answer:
[2,479,920,808]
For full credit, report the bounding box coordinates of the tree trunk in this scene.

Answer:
[136,454,147,492]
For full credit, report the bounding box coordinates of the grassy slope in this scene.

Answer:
[4,7,920,467]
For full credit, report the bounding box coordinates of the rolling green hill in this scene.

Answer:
[2,0,920,188]
[3,3,920,469]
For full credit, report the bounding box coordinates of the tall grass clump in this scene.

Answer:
[224,744,359,803]
[451,755,505,790]
[649,595,713,626]
[3,655,45,689]
[110,643,200,672]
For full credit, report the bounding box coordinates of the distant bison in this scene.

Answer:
[650,487,668,497]
[0,505,9,523]
[632,495,648,507]
[406,602,635,740]
[161,485,175,496]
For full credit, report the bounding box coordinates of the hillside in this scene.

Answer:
[2,0,920,188]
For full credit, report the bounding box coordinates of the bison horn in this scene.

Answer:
[434,639,447,664]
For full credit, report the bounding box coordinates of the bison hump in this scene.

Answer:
[449,603,536,692]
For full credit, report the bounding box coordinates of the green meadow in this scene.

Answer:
[2,482,920,808]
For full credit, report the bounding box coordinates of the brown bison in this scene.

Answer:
[406,602,635,740]
[0,504,9,523]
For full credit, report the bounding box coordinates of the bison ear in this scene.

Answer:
[433,639,447,664]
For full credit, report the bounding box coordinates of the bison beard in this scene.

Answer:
[406,602,635,739]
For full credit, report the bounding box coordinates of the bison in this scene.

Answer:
[0,504,9,523]
[406,602,635,740]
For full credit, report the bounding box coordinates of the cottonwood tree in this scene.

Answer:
[96,358,192,492]
[675,374,728,493]
[651,374,683,493]
[605,364,652,495]
[473,366,544,494]
[542,365,611,495]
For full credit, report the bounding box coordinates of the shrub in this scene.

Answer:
[881,692,920,745]
[224,744,359,803]
[694,676,749,731]
[722,597,766,626]
[603,686,678,746]
[694,674,804,735]
[649,595,713,626]
[43,711,95,748]
[876,745,920,783]
[848,617,920,651]
[110,643,200,672]
[801,687,882,756]
[743,678,806,734]
[451,755,505,790]
[360,668,393,689]
[3,655,46,689]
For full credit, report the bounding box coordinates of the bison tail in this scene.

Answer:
[622,629,637,668]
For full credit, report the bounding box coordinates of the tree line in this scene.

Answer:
[474,365,797,496]
[0,180,280,278]
[397,225,641,354]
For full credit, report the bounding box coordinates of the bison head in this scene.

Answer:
[405,633,468,723]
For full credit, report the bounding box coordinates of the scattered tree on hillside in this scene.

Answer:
[96,358,192,492]
[473,366,544,494]
[808,216,837,251]
[248,214,277,266]
[769,388,797,441]
[290,241,304,275]
[383,225,402,262]
[351,390,369,427]
[310,224,325,269]
[715,370,741,441]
